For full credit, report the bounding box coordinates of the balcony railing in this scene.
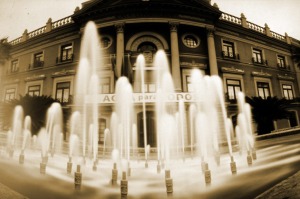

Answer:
[29,61,44,69]
[56,54,74,64]
[252,57,268,66]
[222,51,240,60]
[277,63,290,70]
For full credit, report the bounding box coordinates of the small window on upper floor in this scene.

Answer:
[32,52,44,68]
[222,41,239,60]
[59,43,73,63]
[182,34,200,48]
[252,48,267,65]
[10,59,19,73]
[277,55,289,70]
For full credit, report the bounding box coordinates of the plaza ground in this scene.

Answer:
[0,131,299,199]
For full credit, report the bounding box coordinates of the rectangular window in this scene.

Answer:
[5,88,16,101]
[60,44,73,62]
[282,84,294,100]
[33,52,44,68]
[277,55,286,68]
[186,76,193,92]
[55,82,70,103]
[28,85,41,96]
[257,82,270,99]
[252,48,263,64]
[226,79,242,100]
[99,77,110,94]
[10,60,19,73]
[222,41,235,58]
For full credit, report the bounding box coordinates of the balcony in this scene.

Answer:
[29,60,44,70]
[222,51,240,60]
[252,57,268,66]
[277,63,290,70]
[56,54,74,64]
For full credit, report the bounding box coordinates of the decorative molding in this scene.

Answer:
[131,36,164,51]
[221,67,245,74]
[180,61,207,69]
[115,23,124,33]
[169,22,179,32]
[277,74,295,80]
[51,69,76,77]
[25,74,46,82]
[251,71,272,78]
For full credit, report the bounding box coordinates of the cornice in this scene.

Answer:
[251,71,272,78]
[277,74,295,80]
[24,74,46,82]
[221,66,245,75]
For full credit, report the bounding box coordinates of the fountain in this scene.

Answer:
[0,21,284,199]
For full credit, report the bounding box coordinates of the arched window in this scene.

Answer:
[137,42,157,63]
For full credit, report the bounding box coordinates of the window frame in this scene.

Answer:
[254,77,273,99]
[3,84,18,101]
[32,51,44,68]
[10,59,19,73]
[52,76,74,103]
[222,73,244,101]
[55,81,71,103]
[280,81,295,100]
[182,33,200,49]
[252,48,263,64]
[26,80,44,96]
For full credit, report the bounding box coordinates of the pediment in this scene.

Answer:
[72,0,222,25]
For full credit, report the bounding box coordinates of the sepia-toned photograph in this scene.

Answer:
[0,0,299,198]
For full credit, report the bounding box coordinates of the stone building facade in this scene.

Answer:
[1,0,300,146]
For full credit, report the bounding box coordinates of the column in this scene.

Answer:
[170,23,182,92]
[115,23,125,78]
[207,28,218,76]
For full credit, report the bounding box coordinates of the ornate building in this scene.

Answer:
[1,0,300,145]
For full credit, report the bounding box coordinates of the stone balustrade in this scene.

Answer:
[10,37,22,45]
[52,16,73,29]
[247,21,265,34]
[220,13,241,25]
[28,26,47,39]
[9,16,73,45]
[220,12,290,43]
[8,11,292,45]
[271,31,285,41]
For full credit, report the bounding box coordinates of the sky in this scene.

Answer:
[0,0,299,41]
